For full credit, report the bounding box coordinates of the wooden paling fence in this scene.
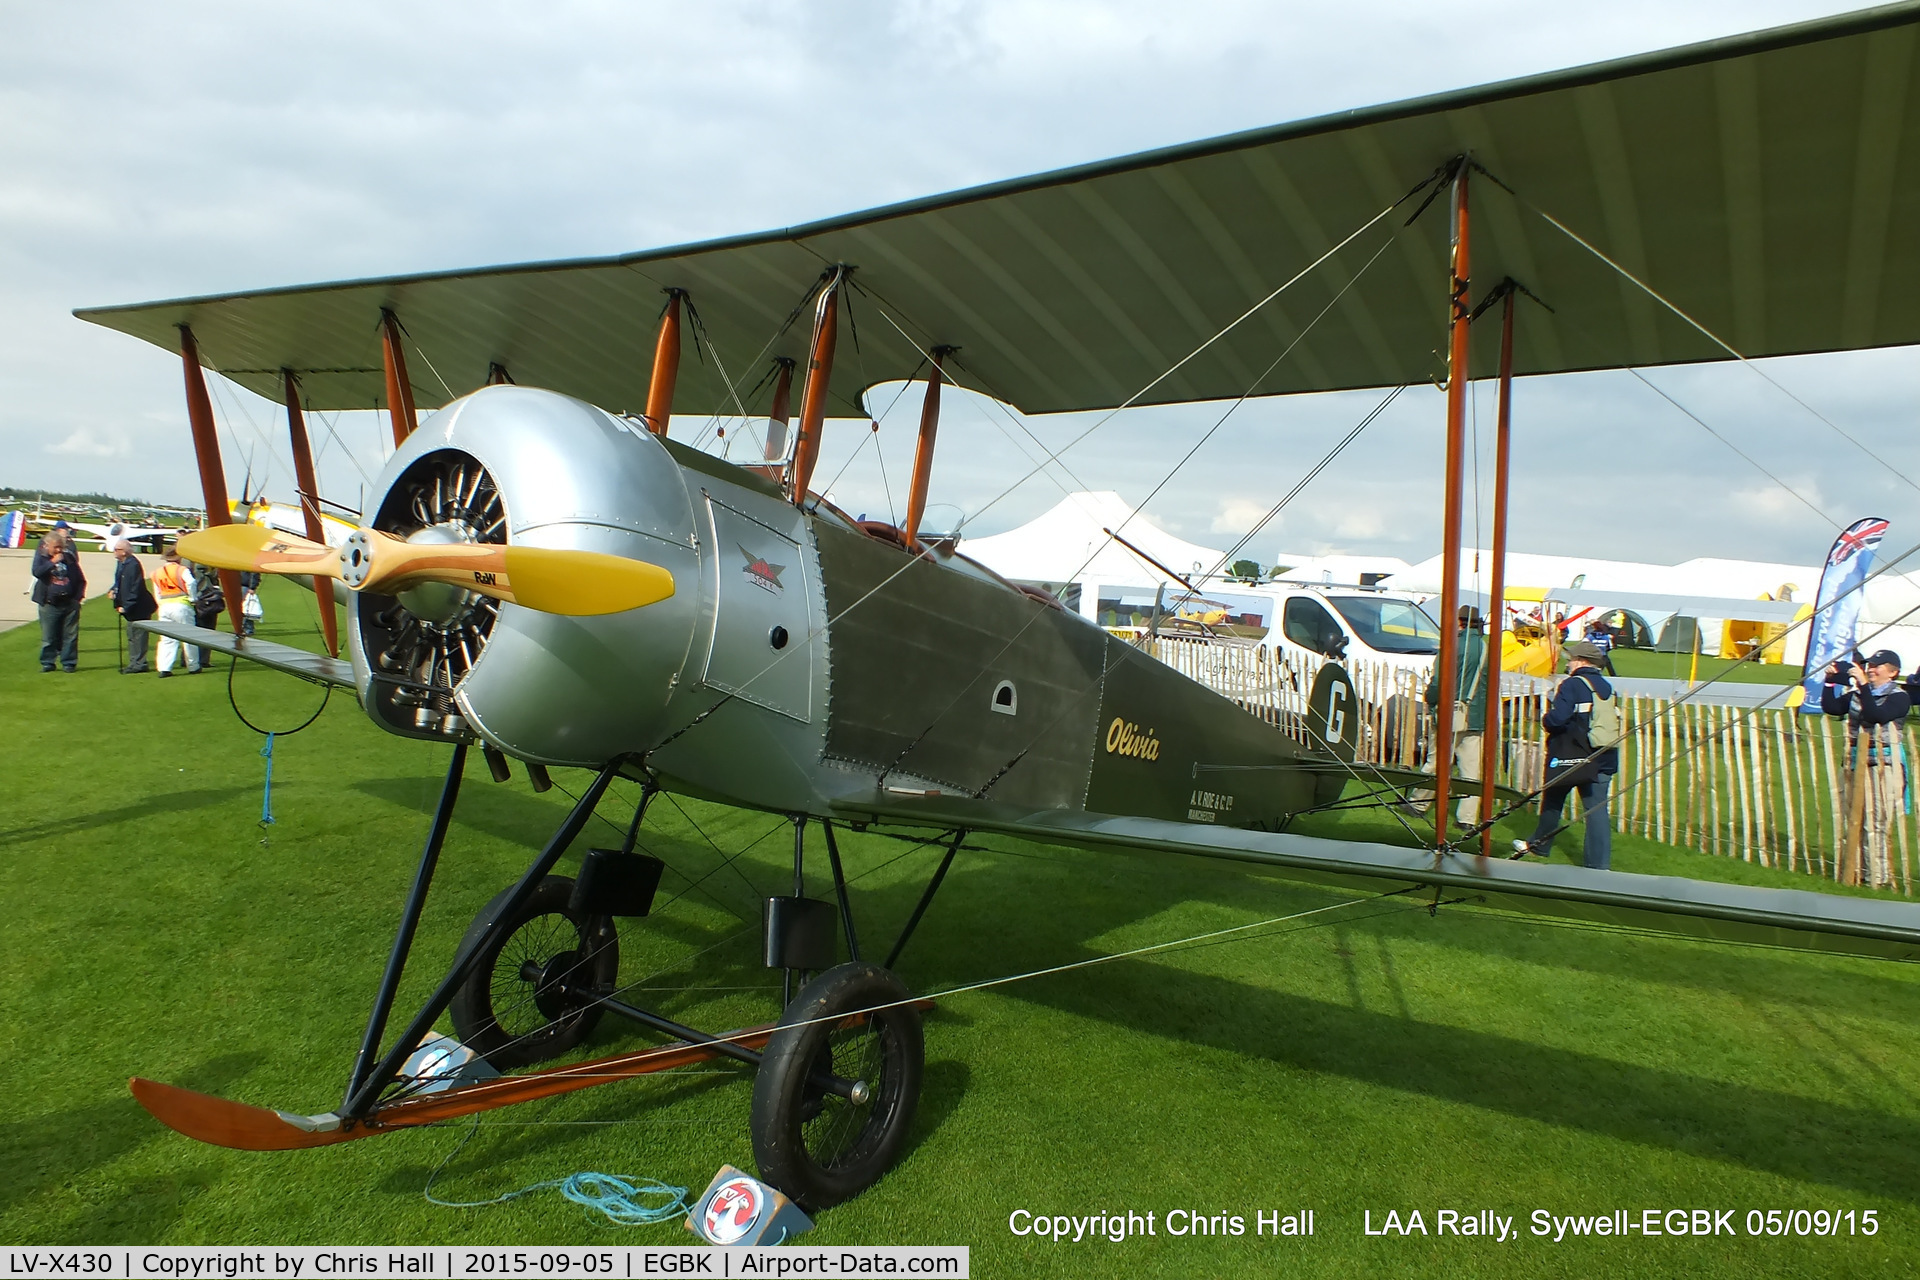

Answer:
[1141,637,1913,893]
[1610,698,1917,893]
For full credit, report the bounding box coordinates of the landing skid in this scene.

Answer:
[129,748,945,1211]
[130,1025,780,1150]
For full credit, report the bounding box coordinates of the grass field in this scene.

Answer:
[4,582,1918,1276]
[1608,648,1801,686]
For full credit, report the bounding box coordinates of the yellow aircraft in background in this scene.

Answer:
[232,497,356,549]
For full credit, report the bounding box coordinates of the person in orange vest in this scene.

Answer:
[151,546,202,676]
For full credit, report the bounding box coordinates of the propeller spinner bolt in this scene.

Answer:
[340,529,373,588]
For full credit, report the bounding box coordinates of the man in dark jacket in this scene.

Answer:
[189,560,225,669]
[1822,649,1910,888]
[107,539,156,673]
[1419,605,1493,830]
[1513,640,1620,869]
[31,529,85,672]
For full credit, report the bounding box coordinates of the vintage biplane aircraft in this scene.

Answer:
[76,4,1920,1211]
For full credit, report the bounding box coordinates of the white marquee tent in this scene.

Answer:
[957,491,1231,591]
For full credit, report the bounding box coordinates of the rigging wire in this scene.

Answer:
[811,421,881,509]
[1059,234,1399,576]
[1520,196,1920,499]
[944,189,1427,536]
[1177,384,1406,609]
[541,776,770,925]
[432,860,1432,1107]
[204,372,281,500]
[1525,295,1840,531]
[1625,367,1840,530]
[312,406,375,490]
[676,291,761,453]
[855,296,1099,510]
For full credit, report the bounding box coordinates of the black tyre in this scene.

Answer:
[750,962,923,1211]
[449,875,619,1070]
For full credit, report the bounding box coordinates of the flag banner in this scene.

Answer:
[0,512,25,547]
[1800,516,1889,712]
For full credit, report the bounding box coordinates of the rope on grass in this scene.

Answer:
[259,733,275,827]
[425,1118,690,1225]
[222,633,332,835]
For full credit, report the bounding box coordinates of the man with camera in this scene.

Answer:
[31,523,86,672]
[1822,649,1911,889]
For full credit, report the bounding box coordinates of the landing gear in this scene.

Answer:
[750,962,924,1211]
[450,875,619,1069]
[338,775,944,1213]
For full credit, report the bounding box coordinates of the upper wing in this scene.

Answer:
[75,6,1920,418]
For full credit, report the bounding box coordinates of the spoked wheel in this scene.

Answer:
[750,962,923,1211]
[449,875,619,1070]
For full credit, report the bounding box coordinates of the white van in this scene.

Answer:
[1257,584,1442,680]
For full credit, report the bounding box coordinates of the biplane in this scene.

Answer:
[76,4,1920,1212]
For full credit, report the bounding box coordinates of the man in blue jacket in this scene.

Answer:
[1513,641,1620,869]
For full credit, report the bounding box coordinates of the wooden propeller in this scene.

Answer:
[177,524,674,617]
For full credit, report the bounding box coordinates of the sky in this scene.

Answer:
[3,0,1914,572]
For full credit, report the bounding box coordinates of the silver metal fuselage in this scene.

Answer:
[347,384,851,814]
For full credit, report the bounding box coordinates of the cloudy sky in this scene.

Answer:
[3,0,1913,571]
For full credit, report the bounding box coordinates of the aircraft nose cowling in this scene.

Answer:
[348,385,702,763]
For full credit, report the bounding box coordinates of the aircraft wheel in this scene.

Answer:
[750,962,923,1211]
[449,875,619,1070]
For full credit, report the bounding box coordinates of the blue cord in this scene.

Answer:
[560,1173,691,1226]
[425,1122,689,1226]
[259,732,275,826]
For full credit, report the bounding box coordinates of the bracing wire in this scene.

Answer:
[1625,367,1840,530]
[1184,385,1406,598]
[856,297,1098,509]
[942,191,1426,536]
[405,843,1433,1107]
[1521,196,1920,499]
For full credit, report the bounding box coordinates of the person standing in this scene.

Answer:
[151,547,201,676]
[239,569,263,636]
[31,528,85,672]
[1513,640,1620,868]
[108,538,156,673]
[1420,604,1492,830]
[189,559,224,670]
[1822,650,1911,889]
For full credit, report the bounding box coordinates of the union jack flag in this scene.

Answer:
[1829,518,1889,567]
[1801,516,1890,712]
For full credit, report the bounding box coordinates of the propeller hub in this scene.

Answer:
[340,529,374,589]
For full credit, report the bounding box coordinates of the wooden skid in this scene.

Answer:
[128,1077,360,1151]
[130,1023,779,1151]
